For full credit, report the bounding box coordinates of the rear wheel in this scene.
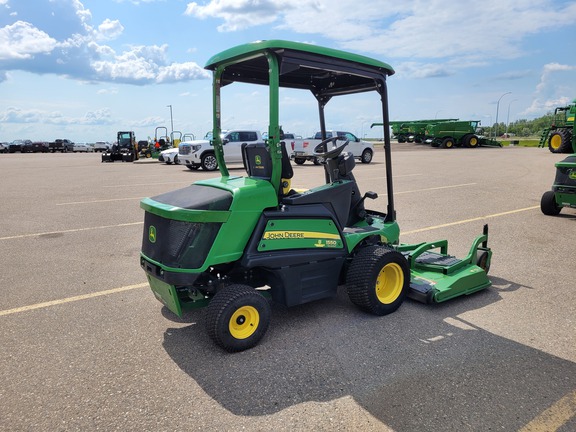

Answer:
[201,152,218,171]
[361,148,373,164]
[206,284,271,352]
[346,246,409,316]
[294,157,306,165]
[540,190,561,216]
[442,137,455,149]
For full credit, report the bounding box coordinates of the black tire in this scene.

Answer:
[206,284,271,352]
[397,135,406,143]
[540,190,561,216]
[294,157,306,165]
[476,250,491,274]
[346,246,409,316]
[548,129,573,153]
[361,148,373,164]
[174,155,179,164]
[442,137,455,149]
[201,152,218,171]
[463,134,479,148]
[313,157,322,165]
[186,164,199,171]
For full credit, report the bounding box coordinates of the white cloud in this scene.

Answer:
[0,21,57,60]
[184,0,576,63]
[0,0,211,85]
[524,62,576,115]
[97,19,124,40]
[185,0,311,31]
[0,106,113,125]
[92,44,210,84]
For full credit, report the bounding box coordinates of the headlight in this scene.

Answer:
[191,144,202,152]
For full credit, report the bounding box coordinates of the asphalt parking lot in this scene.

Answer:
[1,143,575,431]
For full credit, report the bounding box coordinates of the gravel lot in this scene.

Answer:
[1,144,574,431]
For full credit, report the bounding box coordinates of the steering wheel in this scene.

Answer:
[313,136,350,160]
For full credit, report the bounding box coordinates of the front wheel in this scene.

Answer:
[346,246,409,316]
[201,152,218,171]
[540,190,561,216]
[463,134,479,148]
[361,148,373,164]
[294,157,306,165]
[206,284,271,352]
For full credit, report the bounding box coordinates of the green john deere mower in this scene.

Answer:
[139,40,492,352]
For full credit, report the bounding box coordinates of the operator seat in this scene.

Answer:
[281,150,363,229]
[242,141,293,196]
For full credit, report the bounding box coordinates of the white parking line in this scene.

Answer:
[0,283,149,317]
[0,222,143,241]
[1,205,542,317]
[403,206,540,235]
[103,181,189,188]
[56,197,143,205]
[396,183,477,195]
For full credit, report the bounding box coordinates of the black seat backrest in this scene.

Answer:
[242,141,293,182]
[280,141,293,180]
[242,142,272,180]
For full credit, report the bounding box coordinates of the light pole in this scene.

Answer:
[505,99,518,137]
[167,105,174,136]
[494,92,511,139]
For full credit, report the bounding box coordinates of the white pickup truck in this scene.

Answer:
[178,130,263,171]
[288,131,374,165]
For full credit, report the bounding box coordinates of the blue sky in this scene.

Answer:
[1,0,575,143]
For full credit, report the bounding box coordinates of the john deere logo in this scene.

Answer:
[569,170,576,180]
[255,155,262,165]
[149,225,157,243]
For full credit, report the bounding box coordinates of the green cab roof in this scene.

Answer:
[204,40,394,96]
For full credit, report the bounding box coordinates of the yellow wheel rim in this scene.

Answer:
[550,134,561,150]
[470,137,478,147]
[375,263,404,304]
[229,306,259,339]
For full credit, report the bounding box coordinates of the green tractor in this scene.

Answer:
[139,40,492,352]
[140,126,171,159]
[538,100,576,153]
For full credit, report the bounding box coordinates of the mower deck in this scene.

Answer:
[398,226,491,304]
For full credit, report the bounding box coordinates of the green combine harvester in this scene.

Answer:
[384,119,458,143]
[139,40,493,352]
